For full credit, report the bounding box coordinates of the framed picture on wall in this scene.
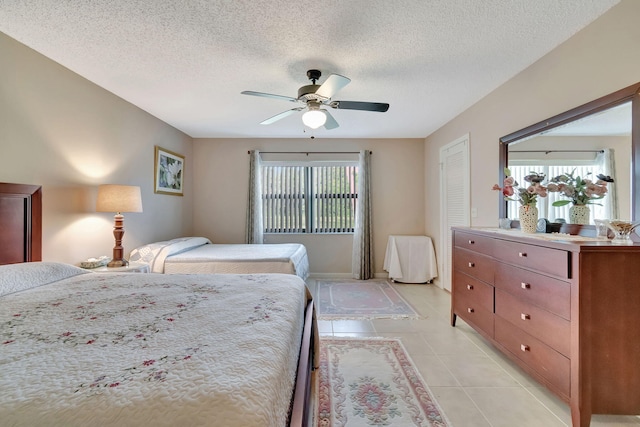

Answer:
[154,146,184,196]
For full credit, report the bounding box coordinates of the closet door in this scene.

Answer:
[439,134,470,291]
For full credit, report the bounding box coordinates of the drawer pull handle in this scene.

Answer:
[468,262,475,268]
[467,308,474,313]
[520,344,530,352]
[467,284,474,290]
[521,282,531,289]
[521,313,530,320]
[468,240,475,244]
[518,252,527,258]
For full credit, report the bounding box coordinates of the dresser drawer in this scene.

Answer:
[495,289,570,357]
[453,290,494,337]
[453,270,493,312]
[454,231,494,255]
[494,240,569,279]
[495,316,570,397]
[495,262,570,319]
[453,248,494,284]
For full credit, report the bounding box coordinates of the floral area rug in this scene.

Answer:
[316,279,420,320]
[317,338,450,426]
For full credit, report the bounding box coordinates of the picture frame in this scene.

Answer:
[154,146,184,196]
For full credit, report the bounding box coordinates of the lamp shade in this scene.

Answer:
[302,109,327,129]
[96,185,143,213]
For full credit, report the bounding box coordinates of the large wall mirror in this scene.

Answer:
[499,82,640,223]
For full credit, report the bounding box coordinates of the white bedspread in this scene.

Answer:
[164,243,310,280]
[129,238,310,280]
[0,264,307,427]
[164,243,309,279]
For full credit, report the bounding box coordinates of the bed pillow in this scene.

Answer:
[0,262,89,297]
[129,237,211,273]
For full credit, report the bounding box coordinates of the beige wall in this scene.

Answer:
[0,32,194,264]
[425,0,640,285]
[192,138,425,274]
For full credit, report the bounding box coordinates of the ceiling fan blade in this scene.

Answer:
[315,74,351,99]
[323,110,339,130]
[260,107,305,125]
[241,90,299,103]
[330,100,389,112]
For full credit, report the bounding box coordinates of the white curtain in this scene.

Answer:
[596,148,618,219]
[245,150,263,244]
[352,150,373,279]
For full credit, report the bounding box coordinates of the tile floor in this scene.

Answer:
[307,277,640,427]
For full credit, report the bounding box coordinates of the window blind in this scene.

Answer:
[261,164,358,233]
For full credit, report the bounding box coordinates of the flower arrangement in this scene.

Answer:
[492,168,547,206]
[546,169,614,206]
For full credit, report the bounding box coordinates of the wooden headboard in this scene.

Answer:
[0,182,42,265]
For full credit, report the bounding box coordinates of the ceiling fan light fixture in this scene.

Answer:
[302,109,327,129]
[242,69,389,131]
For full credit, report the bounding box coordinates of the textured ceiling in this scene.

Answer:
[0,0,620,139]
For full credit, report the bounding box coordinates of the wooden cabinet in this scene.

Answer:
[451,227,640,427]
[453,270,494,335]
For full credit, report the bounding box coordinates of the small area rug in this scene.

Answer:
[317,338,450,426]
[316,279,420,320]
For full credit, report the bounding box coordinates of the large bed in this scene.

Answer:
[129,237,310,280]
[0,183,317,427]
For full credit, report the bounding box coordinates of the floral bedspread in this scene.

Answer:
[0,266,307,427]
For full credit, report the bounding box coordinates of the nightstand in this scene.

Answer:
[90,262,150,273]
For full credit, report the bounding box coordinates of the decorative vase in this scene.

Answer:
[519,205,538,233]
[569,205,590,225]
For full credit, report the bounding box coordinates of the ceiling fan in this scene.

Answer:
[241,69,389,130]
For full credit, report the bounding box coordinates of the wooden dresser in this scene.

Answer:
[451,227,640,427]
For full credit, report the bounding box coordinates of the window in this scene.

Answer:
[262,163,358,233]
[508,163,609,222]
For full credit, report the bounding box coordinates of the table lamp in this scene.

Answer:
[96,184,143,267]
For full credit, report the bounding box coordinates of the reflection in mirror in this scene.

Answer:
[507,102,631,224]
[499,82,640,224]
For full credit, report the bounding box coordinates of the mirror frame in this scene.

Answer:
[499,82,640,221]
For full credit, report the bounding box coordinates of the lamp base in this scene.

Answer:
[107,258,129,268]
[108,212,128,268]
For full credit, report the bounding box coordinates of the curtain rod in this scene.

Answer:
[248,151,369,155]
[510,149,604,154]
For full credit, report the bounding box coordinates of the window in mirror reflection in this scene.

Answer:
[507,156,617,224]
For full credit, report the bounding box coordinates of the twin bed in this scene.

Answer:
[129,237,310,280]
[0,183,316,427]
